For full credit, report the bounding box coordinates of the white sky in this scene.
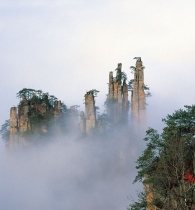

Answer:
[1,1,195,126]
[0,1,195,127]
[1,1,195,208]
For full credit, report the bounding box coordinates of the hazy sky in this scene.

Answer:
[1,1,195,209]
[1,0,195,127]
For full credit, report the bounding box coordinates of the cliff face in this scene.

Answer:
[144,180,157,210]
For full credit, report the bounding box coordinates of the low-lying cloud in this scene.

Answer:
[0,127,143,210]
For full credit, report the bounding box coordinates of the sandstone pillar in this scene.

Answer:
[18,98,29,133]
[9,107,19,148]
[122,80,129,122]
[85,92,96,135]
[108,71,114,99]
[54,100,61,118]
[117,85,123,122]
[10,107,18,135]
[107,63,129,125]
[131,57,146,130]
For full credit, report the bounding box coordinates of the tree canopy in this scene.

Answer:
[128,79,151,97]
[86,89,100,97]
[130,105,195,209]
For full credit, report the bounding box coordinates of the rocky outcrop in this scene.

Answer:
[9,93,62,147]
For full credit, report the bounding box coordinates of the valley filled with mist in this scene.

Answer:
[1,1,195,209]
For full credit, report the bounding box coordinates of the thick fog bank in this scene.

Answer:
[0,128,143,210]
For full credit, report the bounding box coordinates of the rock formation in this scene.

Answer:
[54,101,61,118]
[8,92,62,147]
[85,91,96,134]
[107,63,129,125]
[131,57,146,129]
[79,91,97,135]
[18,96,30,133]
[10,107,18,135]
[144,179,157,210]
[9,107,19,148]
[7,57,148,143]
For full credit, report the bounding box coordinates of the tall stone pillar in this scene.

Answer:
[117,85,123,122]
[9,107,18,148]
[18,97,29,133]
[10,107,18,135]
[112,79,118,124]
[122,80,129,122]
[131,57,146,130]
[51,100,61,133]
[108,71,114,99]
[85,92,96,135]
[6,107,19,148]
[54,101,61,118]
[107,71,114,122]
[107,63,129,125]
[113,79,118,99]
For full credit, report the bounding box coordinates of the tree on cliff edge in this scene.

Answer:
[129,105,195,210]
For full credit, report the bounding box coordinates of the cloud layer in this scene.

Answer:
[0,129,143,210]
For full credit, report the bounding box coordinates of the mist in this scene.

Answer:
[1,1,195,209]
[1,90,194,210]
[0,122,146,210]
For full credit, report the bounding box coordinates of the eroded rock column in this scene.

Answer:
[85,92,96,135]
[9,107,18,147]
[131,57,146,129]
[18,97,29,133]
[10,107,18,135]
